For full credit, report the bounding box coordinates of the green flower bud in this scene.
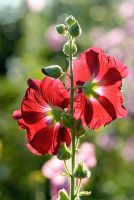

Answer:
[42,65,63,79]
[56,24,66,35]
[57,143,71,160]
[58,189,69,200]
[74,119,85,137]
[61,112,74,128]
[65,15,76,26]
[74,163,91,179]
[69,21,82,38]
[63,41,77,56]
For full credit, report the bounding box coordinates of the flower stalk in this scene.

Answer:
[69,39,76,200]
[56,15,82,200]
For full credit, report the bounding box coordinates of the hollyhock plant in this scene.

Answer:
[13,15,128,200]
[13,77,71,155]
[69,47,128,129]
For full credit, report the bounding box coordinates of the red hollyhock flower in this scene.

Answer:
[68,47,128,129]
[13,77,71,155]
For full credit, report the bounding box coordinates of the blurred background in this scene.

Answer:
[0,0,134,199]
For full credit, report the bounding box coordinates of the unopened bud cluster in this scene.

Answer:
[56,15,82,56]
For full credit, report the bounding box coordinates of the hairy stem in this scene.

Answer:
[69,39,76,200]
[75,179,82,197]
[64,160,71,176]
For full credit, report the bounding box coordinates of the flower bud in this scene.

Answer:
[42,65,63,79]
[56,24,66,35]
[74,163,91,179]
[61,112,74,128]
[65,15,76,26]
[57,143,71,160]
[74,119,85,137]
[69,21,82,38]
[58,189,69,200]
[63,41,77,56]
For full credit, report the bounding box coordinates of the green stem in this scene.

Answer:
[69,39,76,200]
[75,179,82,197]
[75,137,79,150]
[64,160,71,176]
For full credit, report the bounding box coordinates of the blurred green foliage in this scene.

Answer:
[0,0,134,200]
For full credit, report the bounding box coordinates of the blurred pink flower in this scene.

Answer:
[125,67,134,116]
[119,1,134,18]
[42,156,65,185]
[125,17,134,36]
[42,156,69,200]
[76,143,97,168]
[96,134,116,150]
[121,137,134,161]
[46,25,66,52]
[94,28,126,50]
[42,142,97,200]
[27,0,47,12]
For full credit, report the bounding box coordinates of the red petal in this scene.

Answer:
[27,126,56,155]
[92,48,128,81]
[22,111,46,125]
[74,93,87,126]
[17,118,27,129]
[99,86,128,119]
[84,87,127,129]
[27,79,41,90]
[84,48,100,78]
[84,101,93,125]
[99,68,122,87]
[60,127,71,146]
[86,98,115,129]
[70,47,106,84]
[13,109,22,119]
[26,124,69,155]
[13,109,27,129]
[22,87,47,113]
[52,127,71,155]
[67,57,90,87]
[22,85,49,126]
[40,77,69,108]
[26,143,42,156]
[106,56,128,78]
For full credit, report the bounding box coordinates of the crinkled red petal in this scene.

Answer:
[40,77,69,108]
[27,124,71,156]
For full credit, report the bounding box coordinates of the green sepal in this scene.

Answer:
[56,24,66,35]
[65,15,76,26]
[60,172,69,177]
[74,163,91,179]
[78,191,91,196]
[74,119,85,137]
[69,21,82,37]
[63,41,77,56]
[57,143,71,160]
[61,112,74,128]
[57,189,69,200]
